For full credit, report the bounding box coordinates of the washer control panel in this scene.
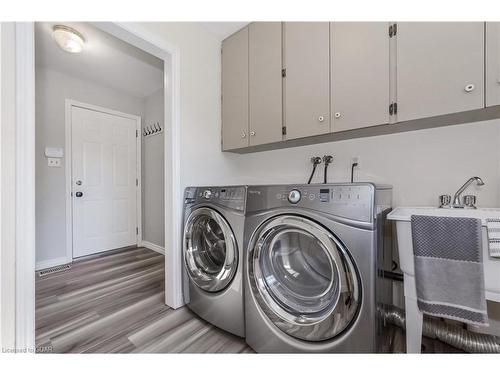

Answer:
[185,186,246,212]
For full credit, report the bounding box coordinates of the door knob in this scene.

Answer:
[464,84,475,92]
[76,180,82,185]
[75,192,83,198]
[318,116,325,122]
[250,131,256,136]
[334,112,341,119]
[241,132,246,139]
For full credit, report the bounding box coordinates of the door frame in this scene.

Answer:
[8,22,184,350]
[64,100,142,262]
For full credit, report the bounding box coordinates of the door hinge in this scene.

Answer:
[389,102,398,116]
[282,126,287,136]
[389,23,397,38]
[136,227,139,235]
[136,178,138,186]
[281,68,286,78]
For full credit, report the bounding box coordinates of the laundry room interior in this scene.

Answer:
[2,2,500,368]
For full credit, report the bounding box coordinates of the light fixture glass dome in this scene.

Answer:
[52,25,85,53]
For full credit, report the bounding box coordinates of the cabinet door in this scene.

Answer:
[486,22,500,107]
[331,22,390,132]
[249,22,283,146]
[222,27,249,150]
[397,22,484,122]
[283,22,330,140]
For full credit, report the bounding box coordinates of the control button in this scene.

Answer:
[203,190,212,199]
[288,189,301,204]
[309,194,315,201]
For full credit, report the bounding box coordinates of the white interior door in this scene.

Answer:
[71,106,138,258]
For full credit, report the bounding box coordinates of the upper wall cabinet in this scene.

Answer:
[330,22,390,132]
[486,22,500,107]
[222,27,249,151]
[283,22,330,140]
[396,22,484,123]
[249,22,283,146]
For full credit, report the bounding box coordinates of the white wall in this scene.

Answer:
[136,23,224,191]
[142,87,165,248]
[0,21,16,350]
[217,121,500,208]
[35,67,145,266]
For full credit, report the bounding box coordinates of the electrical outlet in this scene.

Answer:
[47,158,61,168]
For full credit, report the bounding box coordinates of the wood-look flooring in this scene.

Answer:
[35,246,252,353]
[35,246,460,354]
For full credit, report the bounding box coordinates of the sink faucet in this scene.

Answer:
[452,176,485,208]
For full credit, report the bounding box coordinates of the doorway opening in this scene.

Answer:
[35,22,165,264]
[7,22,185,349]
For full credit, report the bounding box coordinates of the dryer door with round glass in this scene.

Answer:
[248,215,361,341]
[184,207,238,292]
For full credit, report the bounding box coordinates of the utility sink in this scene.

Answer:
[387,207,500,353]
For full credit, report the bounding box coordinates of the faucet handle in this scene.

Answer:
[439,195,451,208]
[463,195,477,209]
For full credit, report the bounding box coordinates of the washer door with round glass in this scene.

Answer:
[184,207,238,292]
[248,215,361,342]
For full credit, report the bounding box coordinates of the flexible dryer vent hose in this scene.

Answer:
[379,305,500,353]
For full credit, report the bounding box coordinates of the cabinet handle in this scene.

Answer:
[250,131,256,136]
[334,112,341,119]
[241,132,246,139]
[464,84,475,93]
[318,116,325,122]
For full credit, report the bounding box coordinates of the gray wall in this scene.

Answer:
[142,88,165,248]
[35,67,146,265]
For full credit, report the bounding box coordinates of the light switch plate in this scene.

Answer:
[45,147,64,158]
[48,158,61,167]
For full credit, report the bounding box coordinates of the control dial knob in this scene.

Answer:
[288,189,301,204]
[203,190,212,199]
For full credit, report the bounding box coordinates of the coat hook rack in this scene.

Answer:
[142,121,163,138]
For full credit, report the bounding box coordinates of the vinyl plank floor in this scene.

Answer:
[35,246,252,354]
[35,246,459,354]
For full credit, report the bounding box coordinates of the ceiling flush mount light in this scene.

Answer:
[52,25,85,53]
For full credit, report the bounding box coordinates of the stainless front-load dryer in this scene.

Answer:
[244,183,393,352]
[182,186,246,337]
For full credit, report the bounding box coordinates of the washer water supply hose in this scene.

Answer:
[307,157,322,184]
[322,155,333,183]
[379,304,500,353]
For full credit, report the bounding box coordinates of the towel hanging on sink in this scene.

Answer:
[411,215,488,326]
[486,218,500,258]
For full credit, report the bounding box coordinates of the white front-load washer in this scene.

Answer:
[244,183,393,352]
[182,186,246,337]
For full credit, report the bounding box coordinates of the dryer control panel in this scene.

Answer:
[246,183,392,223]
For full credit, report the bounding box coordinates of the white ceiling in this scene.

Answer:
[35,22,164,99]
[199,22,250,41]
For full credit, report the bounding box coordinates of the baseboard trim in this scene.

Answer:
[35,256,72,271]
[141,241,165,255]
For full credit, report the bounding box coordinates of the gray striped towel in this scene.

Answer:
[486,218,500,258]
[411,215,488,326]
